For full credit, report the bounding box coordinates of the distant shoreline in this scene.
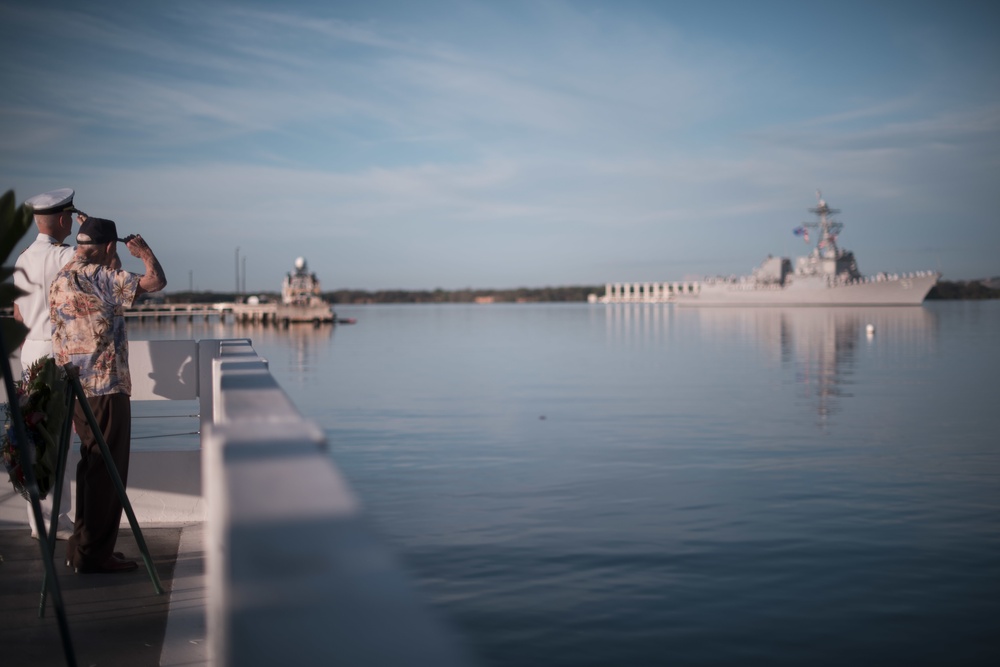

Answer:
[152,279,999,305]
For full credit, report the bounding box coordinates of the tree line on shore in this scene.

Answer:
[157,279,999,304]
[325,286,603,304]
[158,285,601,304]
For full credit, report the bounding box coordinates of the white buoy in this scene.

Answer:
[866,324,875,336]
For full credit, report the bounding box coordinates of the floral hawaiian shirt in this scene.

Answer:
[49,257,140,397]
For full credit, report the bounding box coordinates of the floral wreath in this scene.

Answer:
[2,356,67,500]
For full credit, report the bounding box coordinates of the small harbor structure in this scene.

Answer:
[276,256,336,324]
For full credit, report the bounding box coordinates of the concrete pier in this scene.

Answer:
[123,302,334,325]
[588,281,700,303]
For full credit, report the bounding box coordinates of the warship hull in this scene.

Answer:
[679,271,939,307]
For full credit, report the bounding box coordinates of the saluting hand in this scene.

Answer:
[125,234,152,259]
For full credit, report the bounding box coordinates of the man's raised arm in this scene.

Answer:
[125,235,167,295]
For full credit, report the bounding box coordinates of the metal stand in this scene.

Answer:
[0,332,77,667]
[38,380,75,616]
[40,367,165,602]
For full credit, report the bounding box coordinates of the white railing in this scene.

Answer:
[196,338,475,667]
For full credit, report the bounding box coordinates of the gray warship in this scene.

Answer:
[672,193,939,306]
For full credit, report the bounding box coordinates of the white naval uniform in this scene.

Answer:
[13,233,76,537]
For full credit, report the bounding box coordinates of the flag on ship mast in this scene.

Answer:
[793,226,810,243]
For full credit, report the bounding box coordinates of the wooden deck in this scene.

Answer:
[0,523,206,667]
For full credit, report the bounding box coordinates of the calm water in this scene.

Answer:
[134,301,1000,666]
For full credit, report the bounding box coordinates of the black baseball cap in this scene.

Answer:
[76,218,128,245]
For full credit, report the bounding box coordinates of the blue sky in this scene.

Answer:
[2,0,998,291]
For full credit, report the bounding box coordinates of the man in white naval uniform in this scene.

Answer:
[12,188,83,540]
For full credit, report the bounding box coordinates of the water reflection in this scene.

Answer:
[600,304,938,424]
[695,307,938,422]
[598,303,672,349]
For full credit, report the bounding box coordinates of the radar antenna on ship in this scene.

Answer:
[809,190,840,218]
[804,189,843,255]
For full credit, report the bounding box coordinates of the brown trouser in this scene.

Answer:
[66,393,131,569]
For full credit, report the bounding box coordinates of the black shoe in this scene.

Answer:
[67,551,125,568]
[75,557,138,574]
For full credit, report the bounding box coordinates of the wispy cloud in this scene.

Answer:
[2,1,998,287]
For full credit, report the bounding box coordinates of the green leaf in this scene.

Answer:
[1,190,34,264]
[2,188,35,360]
[0,281,26,304]
[1,313,28,352]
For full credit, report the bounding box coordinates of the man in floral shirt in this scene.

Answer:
[50,217,166,574]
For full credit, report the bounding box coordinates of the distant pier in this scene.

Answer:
[124,301,333,325]
[124,302,262,323]
[589,281,700,304]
